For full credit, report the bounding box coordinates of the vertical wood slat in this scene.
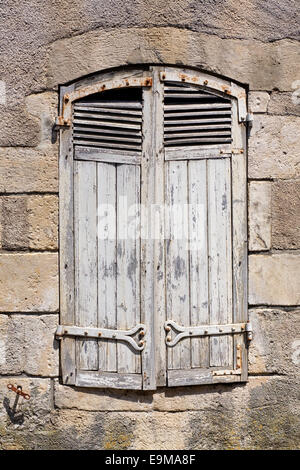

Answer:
[97,162,117,372]
[231,99,248,381]
[74,160,99,370]
[59,84,76,384]
[151,68,166,387]
[208,158,233,368]
[116,164,141,374]
[188,160,209,368]
[140,80,157,390]
[166,160,190,370]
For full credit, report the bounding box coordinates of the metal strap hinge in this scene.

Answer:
[165,320,253,347]
[54,116,71,129]
[55,324,146,351]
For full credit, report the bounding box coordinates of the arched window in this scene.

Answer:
[56,66,249,390]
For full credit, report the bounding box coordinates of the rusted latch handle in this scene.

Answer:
[7,384,30,400]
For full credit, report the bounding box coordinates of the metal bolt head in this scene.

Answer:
[165,326,171,332]
[166,336,172,342]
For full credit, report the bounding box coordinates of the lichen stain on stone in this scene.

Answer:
[247,399,300,450]
[103,416,135,450]
[188,411,244,450]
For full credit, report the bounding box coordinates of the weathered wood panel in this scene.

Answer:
[188,160,209,368]
[97,162,117,372]
[74,160,98,371]
[76,371,142,389]
[116,164,141,374]
[166,160,190,370]
[207,158,233,368]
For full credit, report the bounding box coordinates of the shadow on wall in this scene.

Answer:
[3,395,25,425]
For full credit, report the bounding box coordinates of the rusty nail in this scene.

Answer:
[98,332,102,337]
[139,330,145,337]
[204,330,208,335]
[161,74,166,80]
[165,326,171,332]
[84,331,88,336]
[203,80,208,85]
[64,94,69,103]
[139,340,144,346]
[166,336,171,342]
[64,330,68,335]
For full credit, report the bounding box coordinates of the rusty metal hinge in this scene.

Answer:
[55,324,146,351]
[54,116,71,129]
[165,320,252,347]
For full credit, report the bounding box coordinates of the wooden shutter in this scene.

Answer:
[57,67,248,390]
[57,74,155,390]
[160,68,248,386]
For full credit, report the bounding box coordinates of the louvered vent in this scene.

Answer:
[73,88,142,152]
[164,82,232,147]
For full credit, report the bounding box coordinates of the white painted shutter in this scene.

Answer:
[160,70,248,386]
[58,80,155,390]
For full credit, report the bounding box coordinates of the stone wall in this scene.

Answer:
[0,0,299,450]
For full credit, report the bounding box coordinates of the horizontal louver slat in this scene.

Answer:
[164,82,232,148]
[73,98,142,153]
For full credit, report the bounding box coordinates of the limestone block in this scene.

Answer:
[248,115,300,179]
[0,108,40,147]
[0,147,58,193]
[248,182,271,251]
[248,308,300,375]
[48,28,300,92]
[25,92,58,149]
[0,377,52,430]
[0,195,58,251]
[249,92,270,113]
[0,253,58,312]
[0,314,59,376]
[268,92,300,116]
[272,180,300,249]
[249,254,300,305]
[54,380,153,411]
